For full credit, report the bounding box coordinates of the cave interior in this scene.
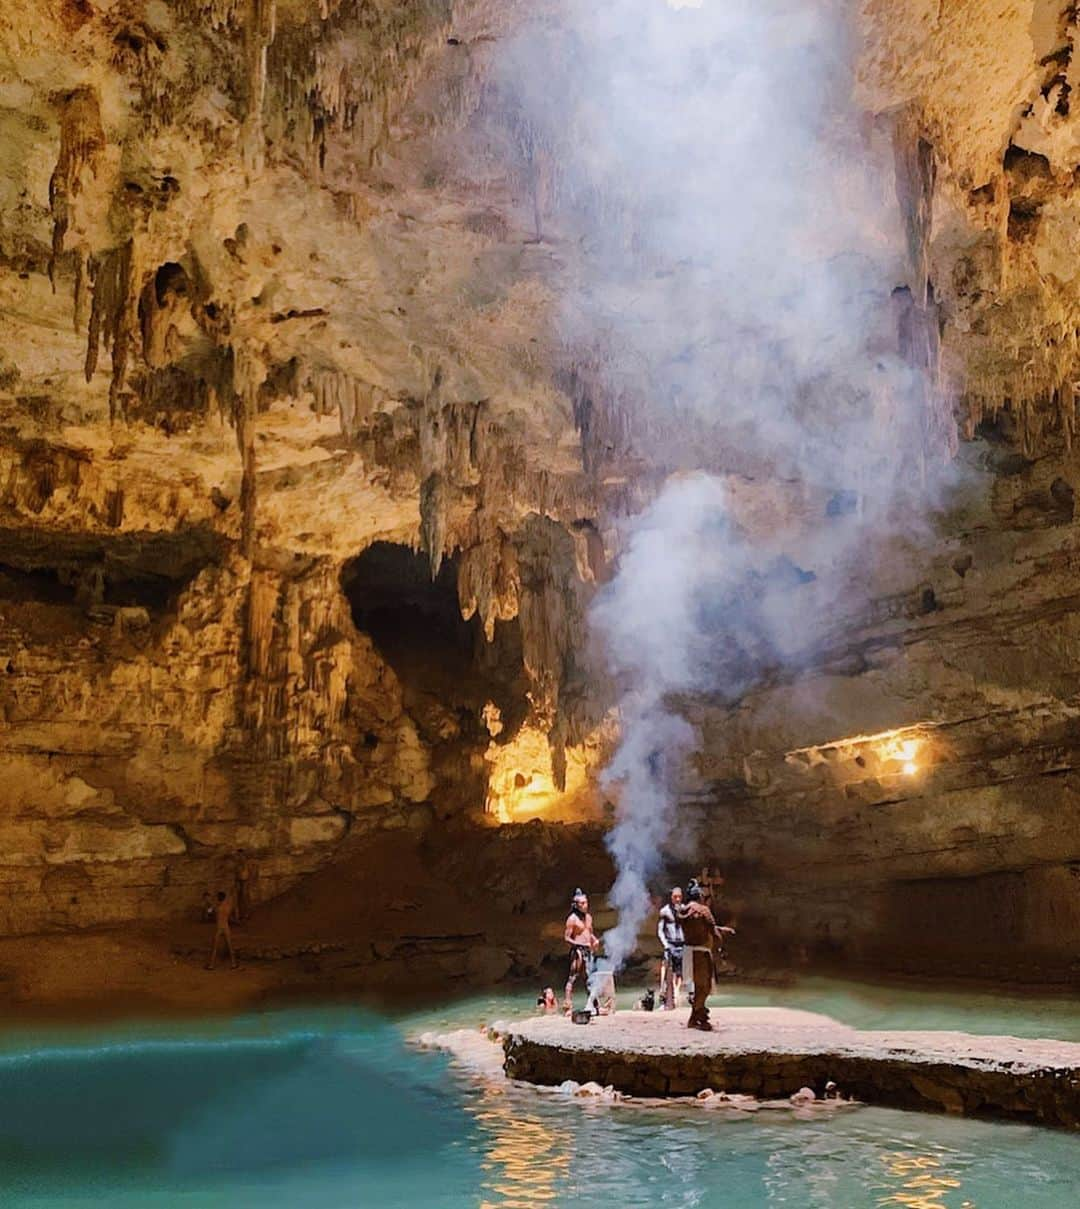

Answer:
[1,0,1079,1008]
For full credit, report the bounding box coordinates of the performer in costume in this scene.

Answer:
[563,888,599,1013]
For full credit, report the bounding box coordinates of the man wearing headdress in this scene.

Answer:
[563,888,600,1014]
[676,878,735,1031]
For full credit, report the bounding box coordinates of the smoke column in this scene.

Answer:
[497,0,942,966]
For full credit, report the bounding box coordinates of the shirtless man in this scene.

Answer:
[563,888,600,1013]
[676,879,734,1031]
[206,890,239,970]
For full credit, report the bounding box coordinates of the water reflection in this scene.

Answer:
[457,1055,1079,1209]
[467,1081,708,1207]
[876,1150,971,1209]
[474,1093,569,1207]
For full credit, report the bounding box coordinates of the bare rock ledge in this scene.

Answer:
[502,1008,1080,1129]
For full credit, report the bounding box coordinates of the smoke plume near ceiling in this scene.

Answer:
[497,0,945,966]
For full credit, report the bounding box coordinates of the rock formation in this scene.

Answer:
[0,1,1078,981]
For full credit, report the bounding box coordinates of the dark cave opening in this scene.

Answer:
[0,526,223,623]
[341,542,529,817]
[340,542,526,729]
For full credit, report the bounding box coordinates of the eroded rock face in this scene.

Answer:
[0,1,618,930]
[677,429,1080,979]
[1,0,1080,968]
[860,1,1080,440]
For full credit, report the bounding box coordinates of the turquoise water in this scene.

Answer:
[0,978,1078,1207]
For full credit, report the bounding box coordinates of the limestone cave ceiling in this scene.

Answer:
[2,7,1077,518]
[2,3,1080,797]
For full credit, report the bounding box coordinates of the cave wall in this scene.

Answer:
[0,1,611,934]
[0,553,445,931]
[4,0,1080,975]
[683,431,1080,980]
[646,0,1080,980]
[860,0,1080,437]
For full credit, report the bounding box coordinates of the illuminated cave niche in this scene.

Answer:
[481,710,604,824]
[340,542,526,818]
[784,725,938,786]
[340,543,606,824]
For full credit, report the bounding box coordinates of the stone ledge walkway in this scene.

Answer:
[502,1007,1080,1128]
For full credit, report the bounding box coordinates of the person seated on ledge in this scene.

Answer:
[563,888,600,1014]
[676,879,735,1031]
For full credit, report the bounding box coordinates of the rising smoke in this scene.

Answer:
[497,0,944,967]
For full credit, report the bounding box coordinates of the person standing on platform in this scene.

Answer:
[563,888,600,1014]
[657,886,685,1010]
[677,879,735,1031]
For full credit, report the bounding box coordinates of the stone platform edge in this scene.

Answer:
[502,1026,1080,1129]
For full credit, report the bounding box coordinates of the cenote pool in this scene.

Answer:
[1,978,1078,1207]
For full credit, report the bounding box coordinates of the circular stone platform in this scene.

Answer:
[502,1007,1080,1128]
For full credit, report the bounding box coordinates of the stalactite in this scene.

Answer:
[303,365,385,436]
[892,108,936,307]
[203,344,238,428]
[890,114,959,463]
[242,0,278,167]
[514,515,589,740]
[232,345,267,559]
[84,239,142,423]
[555,350,636,476]
[457,531,520,641]
[416,365,450,576]
[958,309,1080,453]
[110,19,173,130]
[72,250,91,334]
[177,0,244,29]
[47,87,104,292]
[419,472,447,578]
[268,0,457,173]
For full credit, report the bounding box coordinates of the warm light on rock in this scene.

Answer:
[484,722,609,824]
[785,727,935,785]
